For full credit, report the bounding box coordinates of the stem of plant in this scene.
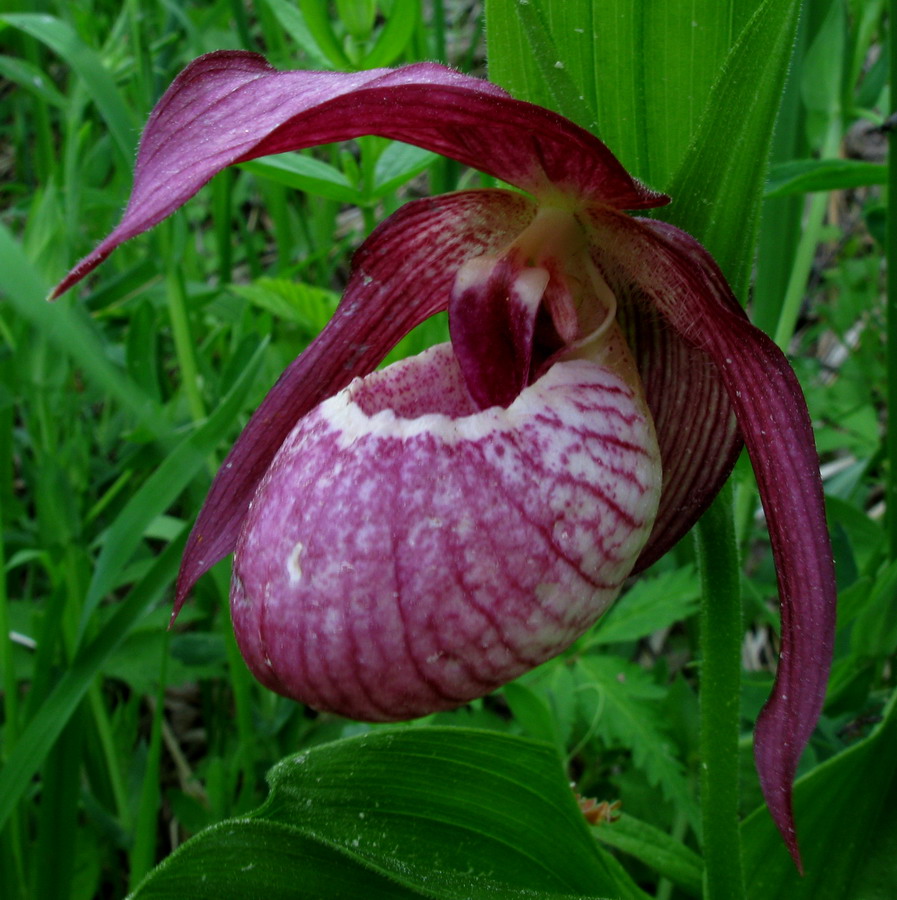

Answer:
[696,481,746,900]
[887,0,897,561]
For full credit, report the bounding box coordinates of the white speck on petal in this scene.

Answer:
[287,541,304,583]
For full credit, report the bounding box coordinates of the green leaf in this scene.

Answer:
[587,566,700,645]
[486,0,600,135]
[798,0,845,147]
[575,658,695,825]
[486,0,759,188]
[0,537,184,833]
[503,681,563,746]
[372,142,439,197]
[765,158,887,197]
[230,278,339,333]
[259,729,648,899]
[295,0,352,68]
[360,0,420,68]
[260,0,334,69]
[741,690,897,898]
[76,337,269,639]
[239,154,360,204]
[0,54,67,107]
[593,813,703,896]
[337,0,377,41]
[663,0,802,293]
[0,13,136,164]
[850,558,897,659]
[130,729,648,899]
[486,0,802,295]
[0,223,169,439]
[128,820,609,899]
[129,820,426,899]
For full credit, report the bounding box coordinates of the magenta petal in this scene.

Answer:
[174,189,535,610]
[51,51,664,298]
[231,342,661,720]
[592,212,836,868]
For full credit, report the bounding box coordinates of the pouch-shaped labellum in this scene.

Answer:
[231,342,661,721]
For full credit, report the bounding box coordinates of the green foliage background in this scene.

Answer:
[0,1,893,898]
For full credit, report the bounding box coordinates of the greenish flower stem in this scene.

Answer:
[887,0,897,561]
[695,482,746,900]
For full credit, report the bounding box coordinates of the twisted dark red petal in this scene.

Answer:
[615,299,742,571]
[589,211,836,869]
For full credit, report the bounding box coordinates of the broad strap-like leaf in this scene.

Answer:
[257,728,649,899]
[485,0,759,188]
[130,728,649,899]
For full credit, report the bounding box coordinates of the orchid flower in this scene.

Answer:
[53,51,835,864]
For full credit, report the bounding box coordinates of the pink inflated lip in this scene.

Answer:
[232,343,661,722]
[53,51,835,867]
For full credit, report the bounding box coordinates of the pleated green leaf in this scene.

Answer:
[129,729,650,900]
[485,0,758,188]
[129,820,609,900]
[663,0,802,293]
[129,821,433,900]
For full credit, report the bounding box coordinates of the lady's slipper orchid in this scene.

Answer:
[53,51,835,865]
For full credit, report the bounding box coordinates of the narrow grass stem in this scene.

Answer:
[87,681,133,831]
[433,0,447,62]
[228,0,254,48]
[222,608,258,811]
[212,171,234,286]
[128,637,169,890]
[22,37,55,185]
[158,225,207,424]
[772,124,841,350]
[696,482,746,900]
[887,0,897,560]
[0,498,25,900]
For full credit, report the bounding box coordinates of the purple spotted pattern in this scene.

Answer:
[231,343,661,721]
